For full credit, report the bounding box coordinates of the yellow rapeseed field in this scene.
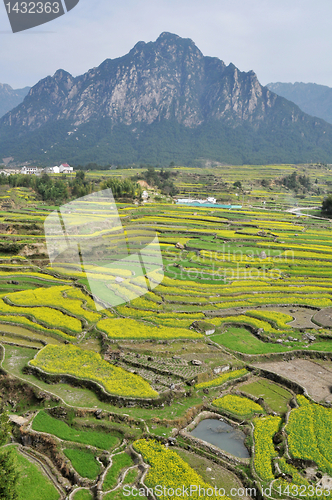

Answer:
[212,394,264,416]
[30,344,158,398]
[195,369,248,390]
[97,317,202,340]
[133,439,230,500]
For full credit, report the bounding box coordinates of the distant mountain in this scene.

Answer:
[267,82,332,125]
[0,83,30,118]
[2,33,332,165]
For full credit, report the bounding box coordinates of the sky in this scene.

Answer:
[1,0,332,89]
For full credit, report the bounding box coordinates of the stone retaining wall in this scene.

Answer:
[24,365,173,408]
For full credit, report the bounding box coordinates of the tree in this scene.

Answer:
[0,410,11,446]
[322,194,332,215]
[75,170,85,181]
[0,449,19,500]
[0,410,19,500]
[281,171,311,192]
[233,181,242,188]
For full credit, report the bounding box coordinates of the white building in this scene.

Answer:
[59,163,73,173]
[0,170,11,176]
[43,166,59,174]
[21,166,38,175]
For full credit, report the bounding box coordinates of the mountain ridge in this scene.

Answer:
[267,81,332,125]
[1,32,332,166]
[0,83,30,119]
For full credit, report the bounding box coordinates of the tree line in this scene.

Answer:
[5,171,142,203]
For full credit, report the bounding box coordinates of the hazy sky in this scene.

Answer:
[1,0,331,89]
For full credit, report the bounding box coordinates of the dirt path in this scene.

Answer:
[253,358,332,403]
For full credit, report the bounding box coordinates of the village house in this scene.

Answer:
[44,166,60,174]
[59,163,73,174]
[21,166,40,175]
[43,164,72,174]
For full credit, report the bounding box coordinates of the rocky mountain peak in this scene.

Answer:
[1,33,332,165]
[53,69,74,83]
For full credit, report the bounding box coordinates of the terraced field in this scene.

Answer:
[2,168,332,500]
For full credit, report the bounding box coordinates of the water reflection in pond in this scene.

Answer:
[190,419,249,458]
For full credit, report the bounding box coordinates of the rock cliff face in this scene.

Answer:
[1,32,332,165]
[2,33,279,130]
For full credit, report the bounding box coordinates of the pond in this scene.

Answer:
[190,418,249,458]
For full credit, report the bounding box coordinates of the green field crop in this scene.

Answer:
[123,468,138,485]
[32,410,119,449]
[210,326,332,354]
[103,452,133,491]
[9,446,59,500]
[72,490,93,500]
[211,327,288,354]
[64,448,100,479]
[239,379,292,413]
[103,489,138,500]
